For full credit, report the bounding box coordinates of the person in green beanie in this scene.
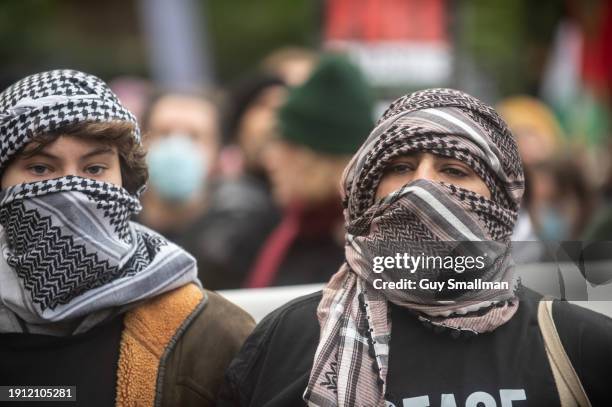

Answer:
[243,54,374,288]
[277,54,374,155]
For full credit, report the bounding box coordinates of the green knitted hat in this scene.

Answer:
[278,55,374,155]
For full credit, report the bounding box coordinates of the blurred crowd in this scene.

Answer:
[114,49,359,290]
[3,3,612,406]
[1,0,608,291]
[105,44,612,291]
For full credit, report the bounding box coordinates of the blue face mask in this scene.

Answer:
[146,134,208,202]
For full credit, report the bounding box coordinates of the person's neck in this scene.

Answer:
[140,190,209,234]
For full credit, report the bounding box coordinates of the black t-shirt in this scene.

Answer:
[386,290,612,407]
[0,315,123,407]
[219,289,612,407]
[386,297,550,406]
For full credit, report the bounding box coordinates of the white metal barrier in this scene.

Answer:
[218,283,324,322]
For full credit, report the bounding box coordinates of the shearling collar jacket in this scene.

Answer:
[117,283,255,406]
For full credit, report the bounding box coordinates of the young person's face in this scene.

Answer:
[145,95,220,173]
[376,152,491,199]
[1,136,122,189]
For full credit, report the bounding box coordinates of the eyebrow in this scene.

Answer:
[20,146,115,161]
[80,146,115,160]
[20,150,60,161]
[389,154,471,167]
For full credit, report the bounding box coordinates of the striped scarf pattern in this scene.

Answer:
[304,88,525,406]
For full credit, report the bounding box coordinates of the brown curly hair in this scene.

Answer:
[21,121,148,194]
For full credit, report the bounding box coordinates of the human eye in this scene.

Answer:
[385,162,414,174]
[442,165,469,178]
[84,164,107,176]
[27,164,52,176]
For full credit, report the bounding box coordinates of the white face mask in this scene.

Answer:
[146,134,209,202]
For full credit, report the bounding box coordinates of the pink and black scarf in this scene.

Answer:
[304,88,525,406]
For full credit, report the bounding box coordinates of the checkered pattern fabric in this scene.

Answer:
[305,89,525,407]
[0,71,200,335]
[0,70,139,173]
[0,176,197,326]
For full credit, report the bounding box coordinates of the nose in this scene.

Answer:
[60,166,80,178]
[412,157,439,182]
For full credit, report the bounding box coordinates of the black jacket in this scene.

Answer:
[0,286,255,407]
[219,288,612,406]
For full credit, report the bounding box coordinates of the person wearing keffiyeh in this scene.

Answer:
[219,88,612,407]
[0,70,254,407]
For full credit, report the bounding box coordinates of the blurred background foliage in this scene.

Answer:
[0,1,145,85]
[206,0,319,82]
[458,0,563,96]
[0,0,610,147]
[0,0,564,92]
[0,0,319,88]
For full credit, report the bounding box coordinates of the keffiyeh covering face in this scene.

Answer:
[0,177,198,334]
[0,70,198,335]
[304,89,525,406]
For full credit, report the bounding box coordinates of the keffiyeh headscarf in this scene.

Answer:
[0,70,198,335]
[305,89,525,406]
[0,69,140,169]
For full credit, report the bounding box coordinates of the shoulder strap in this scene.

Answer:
[537,300,591,407]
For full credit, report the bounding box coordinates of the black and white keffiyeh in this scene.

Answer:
[0,69,140,177]
[0,176,198,334]
[305,89,525,406]
[0,70,199,335]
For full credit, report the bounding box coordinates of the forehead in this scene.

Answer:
[148,95,217,130]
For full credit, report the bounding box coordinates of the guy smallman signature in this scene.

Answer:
[371,252,508,291]
[372,278,509,291]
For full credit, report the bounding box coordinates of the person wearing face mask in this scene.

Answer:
[0,70,254,406]
[139,92,258,289]
[219,89,612,406]
[139,91,219,237]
